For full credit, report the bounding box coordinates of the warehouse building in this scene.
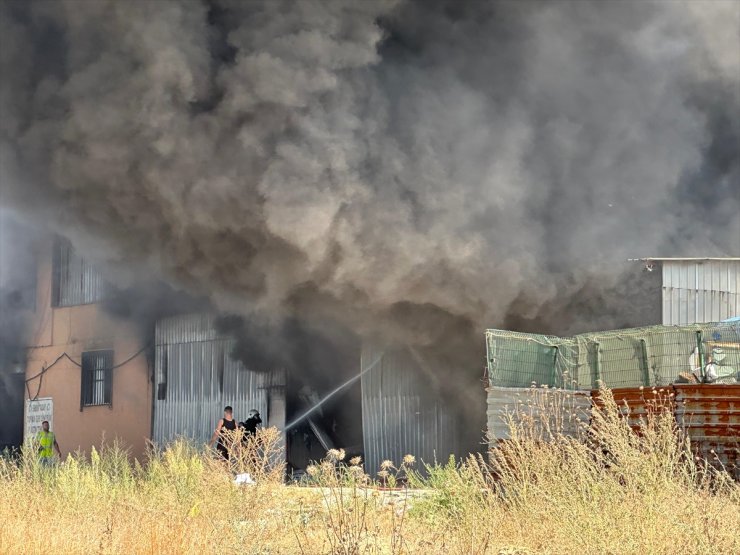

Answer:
[17,239,478,473]
[635,258,740,325]
[16,243,738,472]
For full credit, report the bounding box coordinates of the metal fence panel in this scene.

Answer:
[487,321,740,390]
[485,331,575,389]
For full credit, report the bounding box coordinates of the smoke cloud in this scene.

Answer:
[0,209,40,448]
[1,0,738,379]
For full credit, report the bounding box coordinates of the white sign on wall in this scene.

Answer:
[25,397,53,438]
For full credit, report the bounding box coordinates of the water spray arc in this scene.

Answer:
[283,353,384,432]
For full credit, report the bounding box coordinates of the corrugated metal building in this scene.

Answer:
[153,314,286,445]
[153,326,476,473]
[361,344,460,476]
[638,258,740,325]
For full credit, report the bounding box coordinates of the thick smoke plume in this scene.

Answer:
[0,209,40,447]
[1,0,738,381]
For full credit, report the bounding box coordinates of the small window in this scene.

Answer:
[81,350,113,407]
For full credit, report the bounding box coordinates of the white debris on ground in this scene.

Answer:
[234,473,256,486]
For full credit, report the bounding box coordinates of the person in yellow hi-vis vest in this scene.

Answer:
[37,420,61,466]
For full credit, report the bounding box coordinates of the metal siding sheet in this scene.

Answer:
[155,313,219,346]
[486,386,591,442]
[675,385,740,479]
[591,387,675,433]
[153,315,279,445]
[662,263,668,325]
[592,385,738,479]
[662,261,740,325]
[361,344,459,476]
[672,266,681,324]
[682,287,691,325]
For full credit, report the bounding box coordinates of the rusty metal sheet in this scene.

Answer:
[590,385,739,478]
[674,385,740,479]
[591,387,676,432]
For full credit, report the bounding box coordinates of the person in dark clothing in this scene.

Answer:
[209,406,237,460]
[239,409,262,443]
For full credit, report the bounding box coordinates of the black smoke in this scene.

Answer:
[0,0,738,401]
[102,280,212,339]
[0,210,40,449]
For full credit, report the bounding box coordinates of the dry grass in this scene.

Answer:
[1,389,738,554]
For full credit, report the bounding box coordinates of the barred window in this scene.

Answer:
[52,238,105,307]
[81,350,113,407]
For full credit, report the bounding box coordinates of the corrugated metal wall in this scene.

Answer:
[675,385,740,479]
[488,385,739,479]
[486,386,591,441]
[153,314,282,445]
[662,260,740,325]
[590,385,739,480]
[361,344,459,476]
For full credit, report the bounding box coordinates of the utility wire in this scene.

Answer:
[24,343,151,401]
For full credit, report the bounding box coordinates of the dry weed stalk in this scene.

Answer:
[1,392,738,554]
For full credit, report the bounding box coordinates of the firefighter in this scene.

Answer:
[239,409,262,441]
